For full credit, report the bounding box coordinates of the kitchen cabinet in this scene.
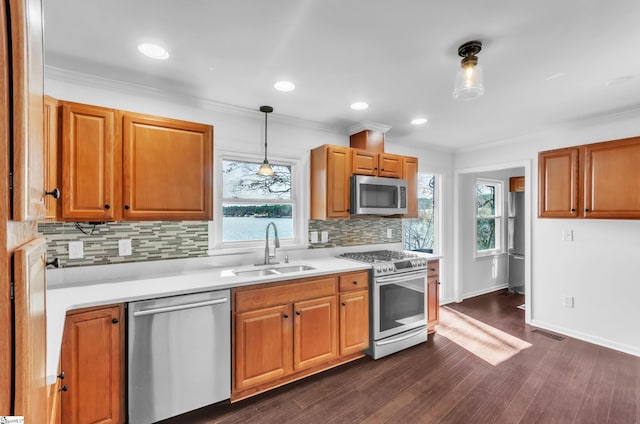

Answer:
[539,136,640,219]
[351,149,402,178]
[59,101,213,221]
[43,96,59,221]
[61,304,124,424]
[232,272,367,401]
[402,156,418,218]
[427,260,440,334]
[509,176,525,192]
[310,145,351,219]
[338,271,369,356]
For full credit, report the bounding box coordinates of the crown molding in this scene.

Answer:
[348,121,392,135]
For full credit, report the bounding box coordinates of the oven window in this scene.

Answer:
[379,280,425,333]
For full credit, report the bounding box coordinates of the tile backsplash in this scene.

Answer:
[308,218,402,248]
[39,221,209,268]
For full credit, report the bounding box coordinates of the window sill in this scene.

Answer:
[474,251,507,260]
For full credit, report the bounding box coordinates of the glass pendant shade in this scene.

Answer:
[257,161,275,176]
[257,105,276,176]
[453,62,484,100]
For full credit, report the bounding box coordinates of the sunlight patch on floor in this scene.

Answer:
[437,306,532,366]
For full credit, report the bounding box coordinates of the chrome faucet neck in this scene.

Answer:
[264,221,280,265]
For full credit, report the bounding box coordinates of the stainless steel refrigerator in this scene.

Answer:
[508,191,525,293]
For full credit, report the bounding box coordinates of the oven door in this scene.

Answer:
[373,270,427,340]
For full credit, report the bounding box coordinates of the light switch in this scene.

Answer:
[309,231,318,244]
[68,241,84,259]
[562,229,573,242]
[321,231,329,243]
[118,239,132,256]
[387,229,393,238]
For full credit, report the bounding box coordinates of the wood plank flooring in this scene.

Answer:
[161,291,640,424]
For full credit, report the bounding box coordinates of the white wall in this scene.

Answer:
[455,111,640,356]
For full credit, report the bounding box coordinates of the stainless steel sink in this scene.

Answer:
[232,264,315,277]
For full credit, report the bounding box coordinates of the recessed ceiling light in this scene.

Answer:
[350,102,369,111]
[137,43,169,60]
[274,81,295,92]
[411,118,428,125]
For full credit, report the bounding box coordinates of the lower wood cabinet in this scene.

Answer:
[427,260,440,334]
[60,304,124,424]
[232,271,369,401]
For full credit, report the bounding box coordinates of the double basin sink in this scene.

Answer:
[233,264,315,278]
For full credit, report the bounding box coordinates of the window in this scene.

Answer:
[220,158,296,244]
[475,179,502,255]
[403,173,440,253]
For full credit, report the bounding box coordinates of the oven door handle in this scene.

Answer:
[375,272,426,284]
[375,327,426,346]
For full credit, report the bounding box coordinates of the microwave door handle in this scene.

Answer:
[394,188,398,208]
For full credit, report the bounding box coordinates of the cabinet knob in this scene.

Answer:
[341,302,346,306]
[104,204,111,210]
[124,205,131,210]
[381,168,385,171]
[570,208,576,212]
[295,311,301,316]
[57,371,65,380]
[585,208,590,212]
[112,318,119,324]
[46,258,60,268]
[283,314,289,319]
[437,281,441,285]
[430,268,436,271]
[353,281,358,285]
[58,384,68,392]
[45,188,61,199]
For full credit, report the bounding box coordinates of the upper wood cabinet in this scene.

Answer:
[539,137,640,219]
[61,102,117,221]
[121,112,213,220]
[58,101,213,221]
[509,176,525,192]
[402,156,418,218]
[351,149,402,178]
[310,145,351,219]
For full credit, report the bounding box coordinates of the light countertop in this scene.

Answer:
[45,257,371,384]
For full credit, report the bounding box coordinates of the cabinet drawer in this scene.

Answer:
[339,271,369,292]
[427,260,439,277]
[235,277,337,313]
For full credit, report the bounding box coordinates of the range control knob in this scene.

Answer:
[376,266,383,274]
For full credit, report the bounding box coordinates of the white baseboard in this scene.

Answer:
[530,319,640,358]
[462,283,508,300]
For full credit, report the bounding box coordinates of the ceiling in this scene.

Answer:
[42,0,640,151]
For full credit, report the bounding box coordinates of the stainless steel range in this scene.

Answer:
[340,250,428,359]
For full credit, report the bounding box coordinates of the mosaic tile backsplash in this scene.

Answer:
[308,218,402,248]
[39,221,209,268]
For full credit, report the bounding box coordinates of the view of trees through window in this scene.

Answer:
[222,159,294,242]
[476,180,501,252]
[403,174,437,252]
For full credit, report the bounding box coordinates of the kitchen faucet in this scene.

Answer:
[263,221,280,265]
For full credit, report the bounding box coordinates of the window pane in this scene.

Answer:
[222,204,293,241]
[477,218,496,250]
[222,160,291,200]
[404,174,436,252]
[476,184,495,216]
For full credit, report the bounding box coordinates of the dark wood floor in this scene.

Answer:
[162,291,640,424]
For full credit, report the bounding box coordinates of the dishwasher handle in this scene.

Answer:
[133,297,228,317]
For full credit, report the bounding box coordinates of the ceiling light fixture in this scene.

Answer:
[137,43,170,60]
[274,81,295,92]
[350,102,369,111]
[411,118,428,125]
[453,40,484,100]
[257,106,276,176]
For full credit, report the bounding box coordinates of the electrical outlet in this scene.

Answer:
[321,231,329,243]
[562,229,574,242]
[387,229,393,238]
[563,296,574,308]
[309,231,318,244]
[68,241,84,259]
[118,239,132,256]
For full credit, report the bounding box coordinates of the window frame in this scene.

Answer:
[209,151,306,253]
[474,178,503,257]
[403,172,441,255]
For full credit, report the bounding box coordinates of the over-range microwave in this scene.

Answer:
[350,175,408,216]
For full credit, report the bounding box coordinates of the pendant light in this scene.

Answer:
[257,105,276,176]
[453,40,485,100]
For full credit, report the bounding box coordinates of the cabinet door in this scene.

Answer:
[509,176,525,192]
[43,96,59,221]
[326,146,351,218]
[61,102,117,221]
[61,305,124,424]
[122,113,213,220]
[402,156,418,218]
[538,147,580,218]
[293,296,337,370]
[378,153,402,178]
[583,138,640,219]
[235,304,293,390]
[352,149,378,175]
[427,275,440,334]
[339,290,369,356]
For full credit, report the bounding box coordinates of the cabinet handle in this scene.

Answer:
[104,204,111,210]
[124,205,131,210]
[283,314,289,319]
[374,167,378,170]
[46,258,60,268]
[58,384,68,392]
[45,188,60,199]
[430,268,436,271]
[585,208,590,212]
[570,208,575,212]
[341,302,346,306]
[295,311,301,316]
[112,318,119,324]
[57,371,65,380]
[353,281,358,285]
[437,281,441,285]
[381,168,385,171]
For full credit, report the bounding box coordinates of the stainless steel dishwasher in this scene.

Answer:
[128,289,230,424]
